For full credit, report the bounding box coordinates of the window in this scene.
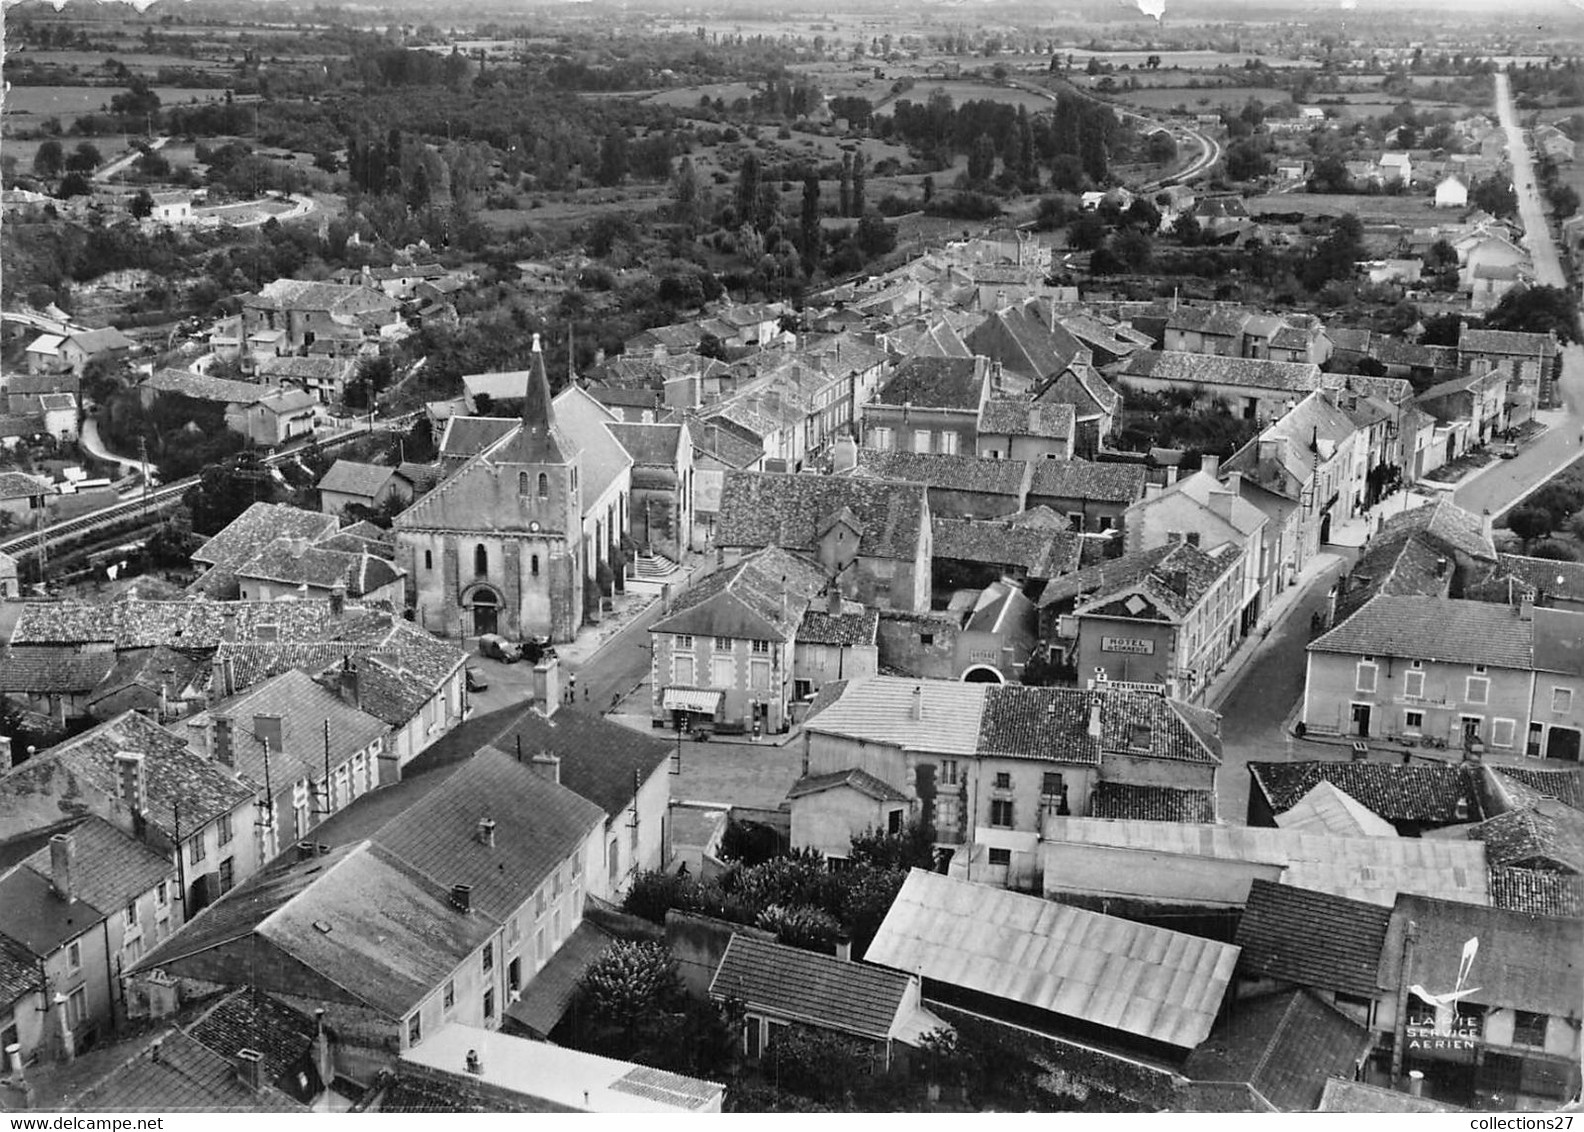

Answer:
[673,654,694,687]
[443,981,455,1011]
[1474,664,1487,674]
[482,943,494,973]
[535,928,546,966]
[507,917,520,945]
[554,868,564,898]
[218,858,234,895]
[749,660,771,689]
[1466,676,1489,705]
[988,848,1012,867]
[1041,772,1065,797]
[887,809,903,835]
[535,888,546,918]
[124,901,139,931]
[870,427,893,451]
[217,812,233,847]
[940,760,959,785]
[474,544,488,577]
[938,431,958,455]
[990,799,1014,828]
[1067,512,1085,531]
[483,989,495,1021]
[714,636,733,651]
[1512,1010,1548,1048]
[675,635,694,650]
[1492,718,1516,748]
[1356,661,1378,694]
[537,473,549,498]
[994,772,1011,790]
[518,471,529,495]
[155,882,167,909]
[751,639,771,655]
[1404,670,1425,699]
[424,550,433,571]
[913,429,931,454]
[1554,687,1575,714]
[1404,710,1425,731]
[189,836,206,865]
[711,655,735,687]
[407,1013,421,1046]
[68,986,87,1028]
[919,632,934,646]
[745,1016,763,1060]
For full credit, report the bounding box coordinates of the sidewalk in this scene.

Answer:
[1205,548,1345,712]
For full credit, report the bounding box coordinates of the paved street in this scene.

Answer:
[1495,72,1564,289]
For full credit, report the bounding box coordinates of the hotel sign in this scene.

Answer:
[1101,637,1155,655]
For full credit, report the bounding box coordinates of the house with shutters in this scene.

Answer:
[0,711,261,919]
[861,354,994,458]
[794,676,1219,864]
[130,748,605,1078]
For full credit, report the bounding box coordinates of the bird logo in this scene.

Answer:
[1408,937,1480,1040]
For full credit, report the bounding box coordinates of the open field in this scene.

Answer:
[1,135,127,172]
[3,85,231,131]
[1111,85,1289,112]
[876,80,1054,115]
[1244,192,1449,224]
[7,50,232,71]
[643,81,762,110]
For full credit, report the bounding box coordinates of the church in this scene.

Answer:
[394,337,631,642]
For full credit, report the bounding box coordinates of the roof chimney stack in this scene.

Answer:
[828,584,844,617]
[1087,697,1103,739]
[1201,454,1220,479]
[48,833,75,903]
[476,817,496,847]
[910,685,923,722]
[466,1050,482,1076]
[235,1049,264,1094]
[531,751,561,785]
[450,883,473,913]
[115,750,148,816]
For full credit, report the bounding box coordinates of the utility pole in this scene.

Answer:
[139,435,150,518]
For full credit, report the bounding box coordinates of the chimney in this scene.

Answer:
[834,938,852,961]
[531,656,560,716]
[1352,742,1369,762]
[1087,697,1103,739]
[5,1042,22,1080]
[1167,570,1189,597]
[476,817,496,847]
[329,585,346,618]
[1209,487,1235,522]
[1407,1070,1425,1098]
[297,841,317,862]
[213,716,235,768]
[235,1048,264,1093]
[1201,454,1220,479]
[115,751,148,816]
[0,736,11,773]
[53,994,73,1064]
[831,433,858,473]
[450,883,473,913]
[531,751,561,785]
[1224,471,1241,500]
[910,685,923,722]
[1165,464,1179,486]
[313,1009,332,1087]
[991,360,1003,391]
[1520,597,1534,621]
[465,1049,482,1076]
[289,538,309,559]
[48,834,74,902]
[1144,482,1163,500]
[339,660,362,711]
[221,609,237,643]
[828,585,844,617]
[1435,557,1448,578]
[149,1038,161,1066]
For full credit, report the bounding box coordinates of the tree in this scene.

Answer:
[838,151,852,218]
[670,156,701,229]
[598,127,629,188]
[129,189,154,219]
[1307,154,1352,194]
[1548,182,1581,218]
[1507,506,1553,550]
[65,142,102,175]
[33,139,63,179]
[799,172,822,268]
[109,77,161,122]
[1470,177,1518,220]
[1067,211,1106,251]
[407,163,431,211]
[848,820,936,870]
[1146,130,1178,164]
[1124,196,1161,232]
[850,151,866,217]
[736,152,763,226]
[579,941,683,1040]
[1303,213,1365,290]
[967,134,996,186]
[184,451,276,536]
[1114,229,1154,271]
[1225,138,1272,182]
[1484,284,1582,344]
[58,171,93,198]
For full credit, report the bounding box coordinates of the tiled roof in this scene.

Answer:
[1489,764,1584,810]
[1487,866,1584,917]
[1248,761,1475,824]
[1183,990,1371,1113]
[185,668,390,790]
[1331,527,1454,625]
[0,470,53,500]
[787,768,910,803]
[710,934,913,1041]
[1379,893,1583,1016]
[0,646,116,693]
[1089,781,1217,823]
[869,869,1239,1050]
[1234,879,1391,997]
[504,918,614,1037]
[1487,553,1584,605]
[965,300,1084,381]
[1273,780,1399,839]
[437,415,518,460]
[606,422,682,467]
[143,369,270,405]
[1459,328,1556,357]
[716,472,928,561]
[797,601,879,647]
[370,748,603,922]
[20,815,172,916]
[1469,799,1584,872]
[977,396,1076,440]
[1073,541,1240,619]
[1318,371,1414,405]
[185,988,319,1088]
[1373,497,1496,563]
[1119,350,1322,393]
[1166,306,1252,336]
[234,538,403,597]
[1,710,251,839]
[1028,458,1146,504]
[191,502,339,571]
[932,517,1081,579]
[1533,606,1584,677]
[135,842,497,1018]
[5,372,80,397]
[0,865,107,958]
[1037,543,1178,610]
[856,449,1029,497]
[874,355,986,409]
[257,355,351,381]
[0,933,42,1008]
[70,1030,306,1112]
[317,460,404,499]
[653,545,828,640]
[1311,596,1533,669]
[1318,1079,1466,1113]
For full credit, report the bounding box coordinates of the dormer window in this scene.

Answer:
[1128,723,1152,751]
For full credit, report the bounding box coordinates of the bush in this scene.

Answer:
[1529,539,1580,561]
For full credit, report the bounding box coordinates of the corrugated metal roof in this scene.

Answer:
[1043,818,1489,907]
[803,676,987,756]
[866,870,1238,1050]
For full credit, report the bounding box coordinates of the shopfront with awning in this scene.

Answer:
[661,686,724,717]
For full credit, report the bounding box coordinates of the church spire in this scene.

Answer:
[523,332,554,434]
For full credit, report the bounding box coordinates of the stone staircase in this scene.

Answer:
[631,550,681,582]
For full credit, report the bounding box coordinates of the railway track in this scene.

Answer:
[0,419,414,558]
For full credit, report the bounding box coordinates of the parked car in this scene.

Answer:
[1493,441,1519,459]
[465,665,489,692]
[477,634,521,663]
[521,634,556,664]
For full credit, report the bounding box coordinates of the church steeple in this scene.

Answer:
[495,332,574,465]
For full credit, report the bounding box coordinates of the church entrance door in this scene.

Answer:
[471,590,499,637]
